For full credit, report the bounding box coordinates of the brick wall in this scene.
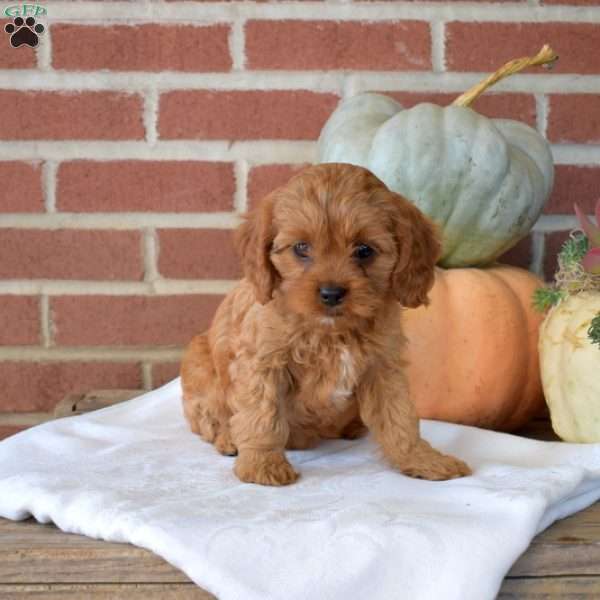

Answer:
[1,0,599,436]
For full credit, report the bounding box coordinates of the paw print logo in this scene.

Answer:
[4,17,45,48]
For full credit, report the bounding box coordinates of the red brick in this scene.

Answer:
[52,24,231,72]
[0,362,141,412]
[447,23,600,74]
[158,229,240,279]
[52,295,223,346]
[0,230,143,280]
[542,0,600,4]
[247,164,308,210]
[246,20,430,70]
[57,161,235,212]
[359,0,523,2]
[159,91,339,140]
[166,0,325,2]
[0,91,144,140]
[385,92,537,128]
[544,231,571,281]
[0,19,37,68]
[0,161,44,212]
[0,425,26,440]
[0,296,40,345]
[547,95,600,143]
[497,235,533,271]
[152,363,181,388]
[547,165,600,214]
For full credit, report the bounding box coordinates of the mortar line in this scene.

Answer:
[532,215,579,232]
[141,362,153,390]
[35,19,51,71]
[0,140,318,164]
[0,347,185,361]
[230,18,246,71]
[33,2,600,23]
[42,160,58,213]
[40,295,52,348]
[6,138,600,163]
[5,71,600,93]
[430,20,445,74]
[143,88,159,145]
[535,93,549,138]
[0,279,236,295]
[0,212,241,229]
[0,413,54,427]
[531,230,546,279]
[233,159,249,214]
[143,228,161,282]
[341,73,354,99]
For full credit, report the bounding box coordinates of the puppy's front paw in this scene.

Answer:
[234,450,299,486]
[396,441,471,481]
[402,453,471,481]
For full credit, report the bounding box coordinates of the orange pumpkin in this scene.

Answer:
[403,265,545,432]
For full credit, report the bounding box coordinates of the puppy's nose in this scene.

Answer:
[319,286,347,307]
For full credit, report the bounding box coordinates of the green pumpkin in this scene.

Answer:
[317,47,557,268]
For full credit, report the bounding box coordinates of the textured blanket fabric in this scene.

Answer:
[1,378,600,600]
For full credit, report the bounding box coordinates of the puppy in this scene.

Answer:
[181,163,471,486]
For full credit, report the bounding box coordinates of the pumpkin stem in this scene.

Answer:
[452,45,558,108]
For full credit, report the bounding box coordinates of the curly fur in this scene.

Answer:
[181,163,471,485]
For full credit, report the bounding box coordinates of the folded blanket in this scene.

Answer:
[1,378,600,600]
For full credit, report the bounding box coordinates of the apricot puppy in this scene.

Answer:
[181,163,471,486]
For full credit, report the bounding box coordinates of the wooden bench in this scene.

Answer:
[1,391,599,599]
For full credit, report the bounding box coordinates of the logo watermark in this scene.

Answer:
[3,4,46,48]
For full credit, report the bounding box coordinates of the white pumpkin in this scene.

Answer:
[318,96,553,268]
[317,47,557,268]
[539,292,600,442]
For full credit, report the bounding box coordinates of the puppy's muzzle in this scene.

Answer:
[319,285,347,307]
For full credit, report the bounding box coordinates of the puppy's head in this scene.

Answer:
[235,163,440,325]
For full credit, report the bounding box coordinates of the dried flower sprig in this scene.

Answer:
[574,202,600,274]
[534,199,600,348]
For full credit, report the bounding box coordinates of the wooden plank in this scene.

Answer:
[3,507,600,598]
[2,578,600,600]
[4,502,600,584]
[498,576,600,598]
[0,519,189,584]
[0,584,215,599]
[510,501,600,577]
[53,390,144,418]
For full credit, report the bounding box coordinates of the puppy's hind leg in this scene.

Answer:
[181,333,237,456]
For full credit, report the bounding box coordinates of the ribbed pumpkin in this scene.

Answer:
[539,293,600,442]
[318,47,557,267]
[537,201,600,442]
[403,265,545,431]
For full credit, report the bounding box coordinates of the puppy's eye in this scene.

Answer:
[354,244,375,261]
[293,241,311,260]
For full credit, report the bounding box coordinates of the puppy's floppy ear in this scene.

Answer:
[235,193,279,304]
[387,192,441,308]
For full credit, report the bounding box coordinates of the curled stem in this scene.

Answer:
[453,45,558,108]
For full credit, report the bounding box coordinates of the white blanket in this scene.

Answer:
[1,378,600,600]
